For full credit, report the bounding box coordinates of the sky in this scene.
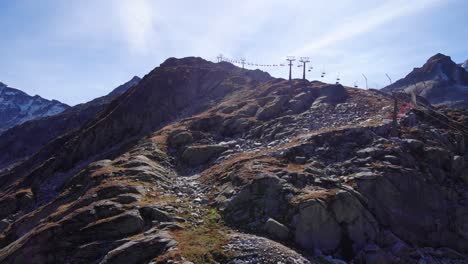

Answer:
[1,0,467,106]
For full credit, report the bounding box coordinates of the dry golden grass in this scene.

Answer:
[168,208,231,263]
[291,188,340,205]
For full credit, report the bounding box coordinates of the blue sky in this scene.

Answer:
[1,0,467,105]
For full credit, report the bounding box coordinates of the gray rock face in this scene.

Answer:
[317,84,348,103]
[99,232,176,264]
[294,199,341,253]
[181,144,228,165]
[330,191,379,251]
[288,92,316,113]
[139,206,172,223]
[80,211,145,240]
[256,96,289,120]
[168,131,193,147]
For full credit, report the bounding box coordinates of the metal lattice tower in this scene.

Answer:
[286,56,296,81]
[299,57,310,80]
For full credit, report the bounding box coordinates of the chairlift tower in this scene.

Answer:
[299,57,310,80]
[217,54,224,63]
[240,58,246,69]
[362,74,368,89]
[286,56,296,81]
[385,74,392,85]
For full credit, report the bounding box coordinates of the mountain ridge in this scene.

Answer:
[0,82,69,134]
[0,76,141,170]
[0,57,467,263]
[382,53,468,108]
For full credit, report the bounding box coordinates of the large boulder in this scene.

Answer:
[288,92,316,113]
[264,218,289,240]
[315,84,348,104]
[222,117,255,136]
[99,232,176,264]
[293,199,341,253]
[181,144,228,165]
[256,96,289,120]
[139,206,172,223]
[330,191,379,252]
[168,131,193,148]
[80,210,145,241]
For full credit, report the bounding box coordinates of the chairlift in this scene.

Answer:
[354,82,358,88]
[297,65,302,68]
[321,69,326,78]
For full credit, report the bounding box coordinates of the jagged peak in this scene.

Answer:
[131,75,141,81]
[424,53,456,69]
[427,53,451,62]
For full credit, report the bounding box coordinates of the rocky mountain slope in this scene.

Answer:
[0,76,140,171]
[0,57,467,263]
[382,53,468,108]
[0,82,69,134]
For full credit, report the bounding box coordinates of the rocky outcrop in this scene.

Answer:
[205,110,468,262]
[182,144,228,165]
[99,232,176,264]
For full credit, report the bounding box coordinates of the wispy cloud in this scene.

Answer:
[114,0,157,54]
[292,0,444,55]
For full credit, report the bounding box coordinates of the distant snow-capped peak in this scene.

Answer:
[462,60,468,71]
[0,82,69,134]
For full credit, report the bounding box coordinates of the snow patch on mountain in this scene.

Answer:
[0,82,69,134]
[462,60,468,71]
